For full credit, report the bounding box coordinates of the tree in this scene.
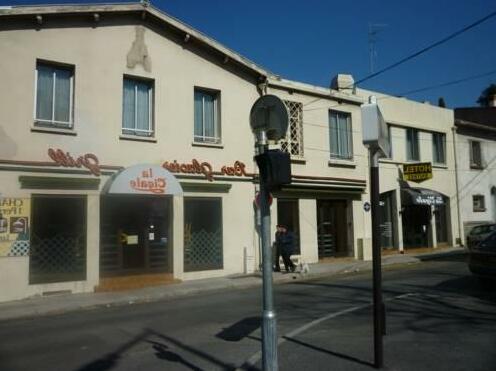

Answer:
[438,97,446,107]
[476,83,496,106]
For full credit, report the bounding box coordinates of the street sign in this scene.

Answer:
[403,162,432,183]
[250,95,289,141]
[361,96,390,158]
[255,191,273,207]
[364,201,371,212]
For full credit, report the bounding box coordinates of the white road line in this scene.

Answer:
[238,292,416,370]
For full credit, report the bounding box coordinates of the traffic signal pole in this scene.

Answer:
[257,131,278,371]
[370,150,384,368]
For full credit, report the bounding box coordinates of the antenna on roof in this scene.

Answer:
[141,0,151,7]
[368,23,388,74]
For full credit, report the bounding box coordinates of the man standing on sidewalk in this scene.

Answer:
[277,224,296,273]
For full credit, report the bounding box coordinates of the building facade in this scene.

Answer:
[355,88,462,252]
[0,3,374,302]
[454,106,496,240]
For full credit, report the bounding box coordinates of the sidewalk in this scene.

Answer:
[0,246,466,322]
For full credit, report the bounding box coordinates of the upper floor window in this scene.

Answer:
[470,140,483,168]
[194,88,220,144]
[281,100,304,158]
[329,110,352,160]
[406,128,420,161]
[35,62,74,128]
[432,132,446,164]
[122,77,154,137]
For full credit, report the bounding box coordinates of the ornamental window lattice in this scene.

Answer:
[281,100,304,158]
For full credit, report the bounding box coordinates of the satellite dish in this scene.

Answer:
[250,95,289,141]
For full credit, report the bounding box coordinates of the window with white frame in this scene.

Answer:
[34,62,74,128]
[122,77,154,137]
[194,88,220,144]
[281,100,304,158]
[473,194,485,212]
[432,132,446,164]
[329,110,353,160]
[470,140,483,168]
[406,128,420,161]
[385,124,393,159]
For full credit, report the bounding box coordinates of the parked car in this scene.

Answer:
[468,230,496,281]
[466,223,496,249]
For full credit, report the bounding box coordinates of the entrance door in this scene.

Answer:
[402,205,431,248]
[100,196,170,276]
[435,201,449,245]
[317,200,348,258]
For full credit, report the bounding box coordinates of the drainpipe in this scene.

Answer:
[451,126,464,246]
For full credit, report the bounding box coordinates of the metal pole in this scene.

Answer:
[370,150,384,369]
[257,132,278,371]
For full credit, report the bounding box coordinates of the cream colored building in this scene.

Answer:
[355,87,462,251]
[0,3,460,303]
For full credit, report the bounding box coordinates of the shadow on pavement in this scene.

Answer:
[216,316,261,342]
[75,328,239,371]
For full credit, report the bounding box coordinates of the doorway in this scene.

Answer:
[402,205,431,248]
[317,200,348,258]
[100,196,171,277]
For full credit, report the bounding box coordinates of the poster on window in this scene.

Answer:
[0,198,30,257]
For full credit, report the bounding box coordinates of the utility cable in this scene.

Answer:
[351,9,496,87]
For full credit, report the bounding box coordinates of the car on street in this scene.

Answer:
[466,223,496,249]
[468,230,496,281]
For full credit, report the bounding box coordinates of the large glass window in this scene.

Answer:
[406,128,420,161]
[29,196,86,284]
[194,89,221,144]
[184,198,223,272]
[329,110,352,160]
[122,77,154,137]
[432,132,446,164]
[35,62,74,128]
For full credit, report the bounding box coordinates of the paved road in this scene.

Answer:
[0,255,494,371]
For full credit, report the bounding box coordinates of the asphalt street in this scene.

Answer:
[0,254,494,371]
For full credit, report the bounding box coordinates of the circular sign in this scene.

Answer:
[249,95,289,141]
[255,192,273,208]
[363,201,371,212]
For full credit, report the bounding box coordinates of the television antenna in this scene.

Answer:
[368,23,388,74]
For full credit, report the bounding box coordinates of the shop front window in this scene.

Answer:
[380,191,395,249]
[184,198,223,272]
[30,195,86,284]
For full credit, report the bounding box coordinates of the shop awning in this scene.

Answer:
[104,164,183,196]
[401,187,444,206]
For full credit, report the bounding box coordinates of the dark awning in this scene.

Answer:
[401,188,444,206]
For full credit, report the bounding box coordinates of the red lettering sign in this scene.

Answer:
[129,168,167,194]
[163,159,248,181]
[48,148,100,176]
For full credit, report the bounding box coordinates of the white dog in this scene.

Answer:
[298,260,310,275]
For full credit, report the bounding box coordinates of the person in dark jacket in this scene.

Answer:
[275,224,296,273]
[273,224,283,272]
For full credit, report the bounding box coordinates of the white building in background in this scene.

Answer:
[454,105,496,240]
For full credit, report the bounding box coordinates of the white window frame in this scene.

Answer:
[194,88,221,144]
[122,77,154,137]
[432,132,446,164]
[406,128,420,162]
[329,110,353,160]
[33,62,74,128]
[473,194,486,212]
[469,140,483,168]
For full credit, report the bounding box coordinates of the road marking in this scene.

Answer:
[237,292,415,370]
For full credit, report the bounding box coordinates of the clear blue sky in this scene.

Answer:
[2,0,495,108]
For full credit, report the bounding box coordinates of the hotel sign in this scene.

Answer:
[403,162,433,183]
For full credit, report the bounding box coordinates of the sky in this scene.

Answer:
[2,0,495,108]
